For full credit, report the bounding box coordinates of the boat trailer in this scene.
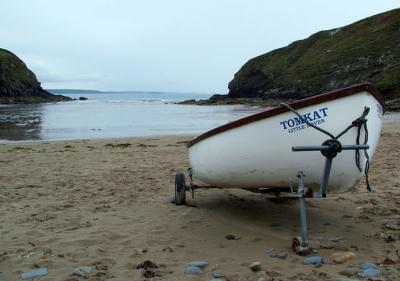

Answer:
[174,140,369,255]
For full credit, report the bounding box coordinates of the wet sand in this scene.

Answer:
[0,120,399,281]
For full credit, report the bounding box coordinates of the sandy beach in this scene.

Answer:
[0,119,399,281]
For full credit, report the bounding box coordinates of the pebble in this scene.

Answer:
[332,252,356,264]
[338,267,359,277]
[71,266,92,277]
[358,267,381,278]
[225,234,236,240]
[383,219,400,230]
[330,236,345,242]
[249,262,262,272]
[21,268,48,280]
[185,266,203,275]
[303,256,324,266]
[188,261,208,268]
[266,248,288,259]
[212,271,224,278]
[360,262,378,270]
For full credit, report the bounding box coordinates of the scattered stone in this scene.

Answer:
[339,267,360,277]
[383,219,400,230]
[71,266,92,277]
[358,267,381,278]
[360,262,378,270]
[303,256,324,266]
[188,261,208,268]
[249,262,262,272]
[185,266,203,275]
[212,270,224,278]
[384,235,396,242]
[136,260,160,279]
[330,236,345,242]
[136,260,157,270]
[21,268,48,280]
[266,249,288,259]
[162,246,173,253]
[332,252,356,264]
[225,234,236,240]
[134,248,148,255]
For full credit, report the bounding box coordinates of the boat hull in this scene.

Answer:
[188,90,383,193]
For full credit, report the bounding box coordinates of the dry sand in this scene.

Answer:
[0,119,399,281]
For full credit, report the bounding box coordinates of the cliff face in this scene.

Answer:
[228,9,400,107]
[0,48,71,104]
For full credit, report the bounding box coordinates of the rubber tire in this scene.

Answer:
[175,172,186,205]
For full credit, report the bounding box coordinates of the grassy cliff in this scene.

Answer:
[228,8,400,110]
[0,48,71,104]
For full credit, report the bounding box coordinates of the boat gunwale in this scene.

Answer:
[187,83,384,148]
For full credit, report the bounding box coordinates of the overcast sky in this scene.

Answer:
[0,1,398,93]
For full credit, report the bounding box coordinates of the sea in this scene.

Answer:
[0,91,264,142]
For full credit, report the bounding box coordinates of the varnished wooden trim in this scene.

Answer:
[187,83,384,148]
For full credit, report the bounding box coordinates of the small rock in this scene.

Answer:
[225,234,237,240]
[339,267,360,277]
[188,261,208,268]
[21,268,48,280]
[332,252,356,264]
[358,267,381,278]
[249,261,262,272]
[212,271,224,278]
[71,266,92,277]
[383,219,400,230]
[303,256,324,266]
[330,236,345,242]
[360,262,378,270]
[185,266,203,275]
[335,279,360,281]
[136,260,158,270]
[266,248,288,259]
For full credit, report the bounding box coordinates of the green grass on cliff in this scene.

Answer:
[0,48,31,85]
[230,8,400,99]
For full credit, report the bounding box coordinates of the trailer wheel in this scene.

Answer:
[175,172,186,205]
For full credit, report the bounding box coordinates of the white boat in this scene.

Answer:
[187,84,384,193]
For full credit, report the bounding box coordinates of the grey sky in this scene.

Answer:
[1,1,398,93]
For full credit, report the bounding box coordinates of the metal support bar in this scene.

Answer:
[320,158,333,197]
[292,144,369,151]
[297,173,308,246]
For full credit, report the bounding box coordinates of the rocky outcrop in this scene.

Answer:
[0,48,71,104]
[226,8,400,108]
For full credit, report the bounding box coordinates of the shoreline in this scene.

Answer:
[1,111,399,144]
[179,96,400,111]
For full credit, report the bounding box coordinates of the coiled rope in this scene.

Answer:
[280,103,371,192]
